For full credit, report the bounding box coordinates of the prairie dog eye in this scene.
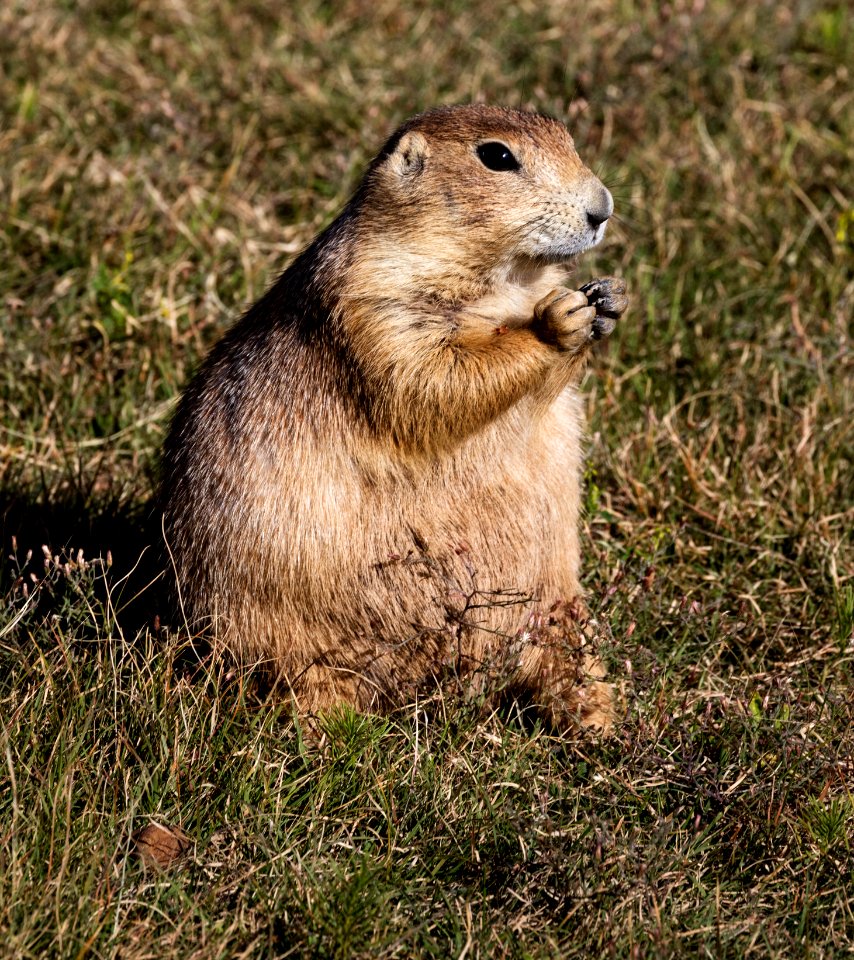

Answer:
[476,142,521,172]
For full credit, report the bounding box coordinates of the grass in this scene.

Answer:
[1,0,852,956]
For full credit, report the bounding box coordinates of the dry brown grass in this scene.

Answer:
[1,0,852,956]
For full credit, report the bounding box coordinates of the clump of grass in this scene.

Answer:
[1,0,852,956]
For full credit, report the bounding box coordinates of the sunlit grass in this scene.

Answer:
[1,0,852,956]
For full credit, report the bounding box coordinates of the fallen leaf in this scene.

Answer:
[132,823,192,869]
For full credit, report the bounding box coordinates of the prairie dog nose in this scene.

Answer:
[586,186,614,229]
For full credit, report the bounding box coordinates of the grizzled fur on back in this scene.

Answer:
[161,104,628,732]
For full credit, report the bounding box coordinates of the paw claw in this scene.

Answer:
[580,276,627,301]
[591,316,617,340]
[593,293,630,320]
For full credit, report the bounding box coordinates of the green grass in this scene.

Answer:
[1,0,852,956]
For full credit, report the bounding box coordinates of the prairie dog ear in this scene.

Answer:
[386,130,429,178]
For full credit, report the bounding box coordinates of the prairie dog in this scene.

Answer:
[161,105,629,732]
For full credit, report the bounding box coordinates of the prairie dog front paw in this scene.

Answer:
[532,287,598,355]
[578,276,629,340]
[534,278,629,355]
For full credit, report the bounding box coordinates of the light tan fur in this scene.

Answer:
[161,105,629,733]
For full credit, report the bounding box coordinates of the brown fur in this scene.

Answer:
[161,105,629,733]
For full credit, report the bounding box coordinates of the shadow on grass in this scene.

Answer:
[0,473,168,637]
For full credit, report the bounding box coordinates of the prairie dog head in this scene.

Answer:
[355,105,613,288]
